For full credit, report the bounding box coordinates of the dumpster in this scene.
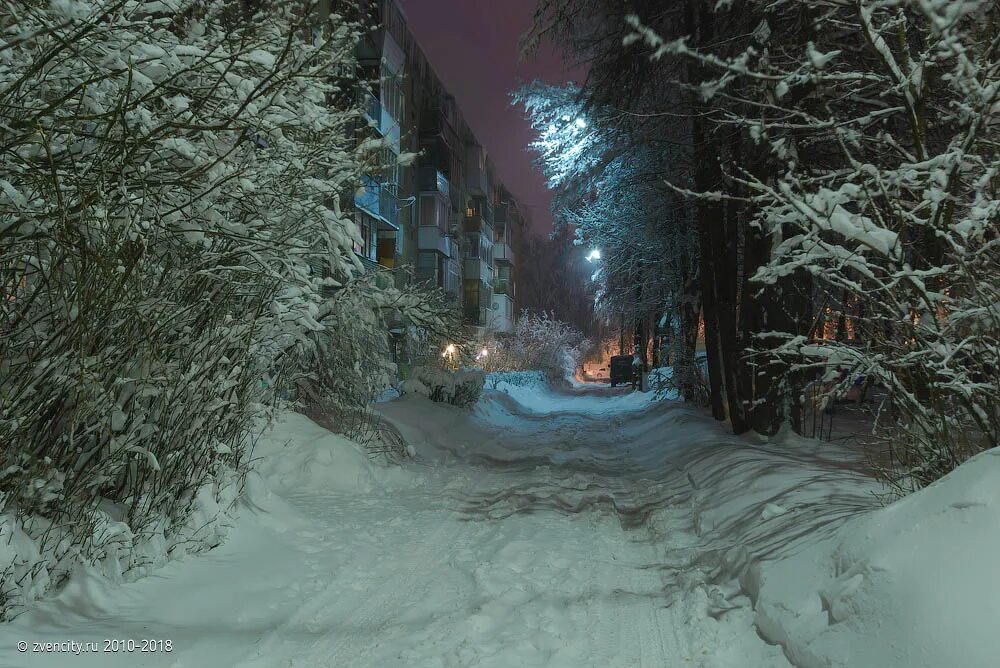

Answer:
[609,355,635,388]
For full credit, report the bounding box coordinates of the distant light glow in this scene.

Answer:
[585,249,602,262]
[476,348,489,360]
[442,343,457,357]
[575,118,587,128]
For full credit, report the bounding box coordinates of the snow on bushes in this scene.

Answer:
[0,470,243,617]
[485,370,547,390]
[401,367,485,407]
[479,311,590,380]
[0,0,444,617]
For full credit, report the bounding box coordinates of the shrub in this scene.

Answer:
[479,312,590,379]
[0,0,397,615]
[402,367,485,407]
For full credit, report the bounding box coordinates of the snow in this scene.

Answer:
[253,412,377,494]
[756,446,1000,668]
[401,366,485,407]
[486,372,656,416]
[1,375,997,667]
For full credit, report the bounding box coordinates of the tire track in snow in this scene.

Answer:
[239,444,500,668]
[244,388,786,667]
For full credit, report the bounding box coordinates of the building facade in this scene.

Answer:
[491,186,522,333]
[348,0,523,336]
[352,0,406,272]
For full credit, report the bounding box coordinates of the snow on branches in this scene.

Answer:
[627,0,1000,485]
[0,0,445,614]
[515,80,699,397]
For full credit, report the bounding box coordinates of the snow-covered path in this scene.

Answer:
[0,382,792,667]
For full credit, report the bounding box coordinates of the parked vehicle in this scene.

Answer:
[609,355,635,388]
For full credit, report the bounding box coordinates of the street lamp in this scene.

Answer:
[585,249,602,263]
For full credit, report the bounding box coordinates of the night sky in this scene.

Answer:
[395,0,586,235]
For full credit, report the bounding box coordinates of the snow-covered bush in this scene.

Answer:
[299,400,410,462]
[294,283,398,409]
[402,367,485,407]
[0,0,425,615]
[485,370,547,390]
[479,311,590,380]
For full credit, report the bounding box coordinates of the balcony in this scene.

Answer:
[494,241,514,265]
[491,293,515,333]
[494,202,509,225]
[418,167,450,198]
[359,90,381,129]
[355,175,399,229]
[356,254,394,290]
[464,205,494,236]
[464,257,493,284]
[494,278,514,296]
[443,258,461,296]
[418,225,454,257]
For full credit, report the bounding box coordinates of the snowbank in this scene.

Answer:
[0,410,383,620]
[650,411,1000,668]
[486,369,658,416]
[741,446,1000,668]
[0,469,242,619]
[252,411,376,494]
[375,392,500,466]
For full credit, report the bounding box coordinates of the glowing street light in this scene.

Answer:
[442,343,457,357]
[585,249,602,263]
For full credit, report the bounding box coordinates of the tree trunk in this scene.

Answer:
[718,134,748,433]
[694,154,727,419]
[689,0,728,421]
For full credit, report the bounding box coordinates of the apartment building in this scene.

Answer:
[352,0,406,272]
[461,144,495,328]
[347,0,522,334]
[491,186,521,334]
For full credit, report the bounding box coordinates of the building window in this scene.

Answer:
[380,60,405,129]
[420,196,436,227]
[353,212,376,260]
[420,195,450,231]
[445,259,460,295]
[464,278,480,309]
[417,252,437,284]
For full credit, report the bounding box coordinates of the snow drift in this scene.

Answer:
[252,412,376,494]
[747,446,1000,668]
